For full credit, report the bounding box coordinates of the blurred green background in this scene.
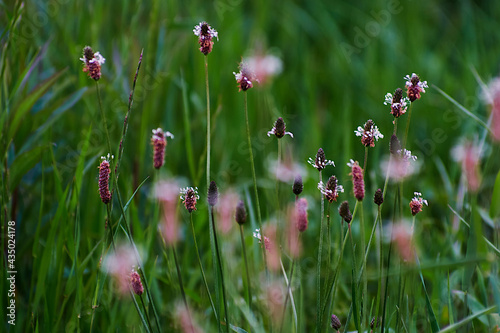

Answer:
[2,0,500,331]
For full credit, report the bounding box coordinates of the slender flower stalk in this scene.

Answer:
[242,91,266,271]
[210,204,229,333]
[236,200,252,310]
[189,213,218,322]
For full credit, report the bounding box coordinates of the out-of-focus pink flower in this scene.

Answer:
[380,149,420,182]
[102,245,137,295]
[268,154,305,183]
[389,222,414,263]
[154,180,181,245]
[254,226,280,272]
[175,303,203,333]
[216,189,239,234]
[245,52,283,85]
[265,282,285,323]
[483,77,500,142]
[452,140,482,192]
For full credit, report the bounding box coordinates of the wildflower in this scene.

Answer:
[233,59,257,92]
[245,52,283,84]
[295,198,308,232]
[266,282,285,323]
[370,316,381,331]
[292,175,304,196]
[318,176,344,203]
[235,200,247,225]
[180,187,199,213]
[268,155,304,183]
[98,154,113,204]
[331,314,342,331]
[451,140,482,192]
[483,77,500,141]
[155,180,181,245]
[102,245,136,295]
[374,188,384,206]
[348,159,364,201]
[175,303,202,333]
[130,270,144,296]
[404,73,428,102]
[151,128,174,169]
[308,148,335,171]
[381,148,420,182]
[354,119,384,147]
[193,21,218,55]
[80,46,105,81]
[389,134,401,155]
[267,117,293,138]
[216,189,239,234]
[409,192,428,216]
[338,201,352,223]
[256,225,279,271]
[207,181,218,207]
[384,88,410,118]
[389,221,414,262]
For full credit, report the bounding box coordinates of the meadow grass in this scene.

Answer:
[2,0,500,332]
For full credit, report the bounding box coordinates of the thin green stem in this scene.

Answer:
[205,55,211,189]
[316,170,324,332]
[211,207,229,333]
[96,82,112,155]
[190,213,218,321]
[243,92,266,272]
[172,245,195,333]
[280,257,297,333]
[140,294,154,333]
[402,102,413,149]
[239,224,252,310]
[327,203,331,270]
[276,139,282,231]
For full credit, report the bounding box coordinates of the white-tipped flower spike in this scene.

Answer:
[234,60,257,92]
[318,176,344,204]
[354,119,384,147]
[80,46,105,81]
[308,148,335,171]
[404,73,428,102]
[179,187,199,213]
[409,191,428,216]
[267,117,293,138]
[384,88,410,118]
[193,22,218,55]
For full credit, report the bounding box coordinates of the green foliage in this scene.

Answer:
[2,0,500,332]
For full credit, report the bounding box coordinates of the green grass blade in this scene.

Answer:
[416,255,440,332]
[437,306,496,333]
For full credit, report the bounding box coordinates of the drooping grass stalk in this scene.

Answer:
[316,170,324,332]
[172,245,195,333]
[239,224,252,310]
[115,49,143,182]
[279,255,298,333]
[210,207,229,333]
[189,213,218,321]
[96,74,161,331]
[243,91,266,271]
[205,55,211,190]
